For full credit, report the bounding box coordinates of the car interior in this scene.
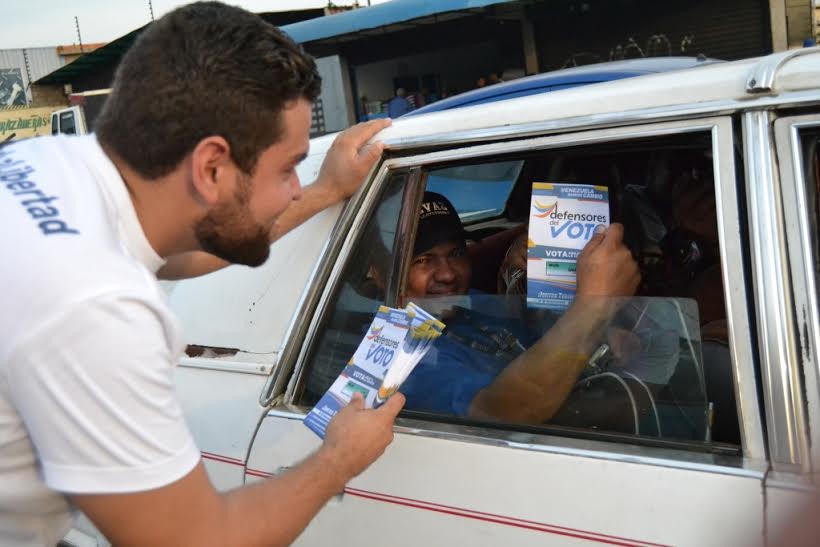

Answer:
[300,131,744,450]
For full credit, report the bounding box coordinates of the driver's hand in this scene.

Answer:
[503,232,529,272]
[576,224,640,298]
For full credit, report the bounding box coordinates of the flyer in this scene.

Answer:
[304,303,444,439]
[527,182,609,311]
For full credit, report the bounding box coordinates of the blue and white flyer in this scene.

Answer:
[527,183,609,311]
[304,304,444,439]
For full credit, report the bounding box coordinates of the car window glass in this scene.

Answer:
[59,111,76,135]
[799,127,820,305]
[403,133,738,449]
[426,161,522,224]
[300,173,406,404]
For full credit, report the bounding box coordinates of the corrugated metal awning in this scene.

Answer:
[35,8,326,87]
[282,0,518,44]
[35,27,146,86]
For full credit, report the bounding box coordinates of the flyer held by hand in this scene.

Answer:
[527,183,609,311]
[304,303,444,438]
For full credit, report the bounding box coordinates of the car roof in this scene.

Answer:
[405,57,721,117]
[305,50,820,160]
[365,51,820,150]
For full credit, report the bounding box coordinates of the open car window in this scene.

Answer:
[299,129,744,454]
[301,172,407,404]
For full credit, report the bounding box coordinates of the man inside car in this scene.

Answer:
[400,192,640,424]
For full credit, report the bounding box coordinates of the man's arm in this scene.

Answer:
[469,224,640,423]
[158,118,392,280]
[71,393,405,547]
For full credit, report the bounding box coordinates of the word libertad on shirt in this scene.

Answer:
[0,146,79,236]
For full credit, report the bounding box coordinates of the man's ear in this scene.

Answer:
[189,136,233,206]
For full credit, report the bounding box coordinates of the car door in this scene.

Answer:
[762,111,820,535]
[247,115,771,546]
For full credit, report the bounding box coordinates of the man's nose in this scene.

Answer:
[433,259,456,283]
[291,173,303,201]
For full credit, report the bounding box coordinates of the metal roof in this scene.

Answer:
[35,8,326,87]
[0,47,65,100]
[281,0,518,44]
[35,27,146,86]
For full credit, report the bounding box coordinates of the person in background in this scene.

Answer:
[387,87,412,118]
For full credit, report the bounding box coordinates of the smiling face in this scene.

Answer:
[405,239,472,299]
[194,98,311,266]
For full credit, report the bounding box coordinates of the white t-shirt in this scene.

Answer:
[0,135,201,546]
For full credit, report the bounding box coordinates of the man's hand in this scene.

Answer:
[576,223,640,299]
[314,118,392,202]
[321,391,405,480]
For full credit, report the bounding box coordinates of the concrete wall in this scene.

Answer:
[787,0,815,45]
[771,0,817,49]
[315,55,356,133]
[31,84,67,108]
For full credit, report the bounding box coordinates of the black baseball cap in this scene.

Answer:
[413,191,466,255]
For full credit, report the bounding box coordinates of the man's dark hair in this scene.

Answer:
[96,1,321,179]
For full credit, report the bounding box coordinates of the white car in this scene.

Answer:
[74,48,820,546]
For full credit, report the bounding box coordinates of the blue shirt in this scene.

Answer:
[387,96,411,118]
[402,293,547,416]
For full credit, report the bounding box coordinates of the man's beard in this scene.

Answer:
[194,176,271,267]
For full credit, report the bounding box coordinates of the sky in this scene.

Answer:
[1,0,391,50]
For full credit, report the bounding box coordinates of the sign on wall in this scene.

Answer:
[0,106,61,142]
[0,68,27,107]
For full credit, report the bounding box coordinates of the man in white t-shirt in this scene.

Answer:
[0,3,403,546]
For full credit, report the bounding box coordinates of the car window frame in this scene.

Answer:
[773,113,820,475]
[279,167,425,405]
[282,116,766,465]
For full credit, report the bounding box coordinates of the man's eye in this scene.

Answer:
[450,248,465,258]
[413,256,430,266]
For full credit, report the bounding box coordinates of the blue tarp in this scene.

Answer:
[281,0,517,44]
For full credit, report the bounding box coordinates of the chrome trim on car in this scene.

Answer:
[264,406,765,479]
[383,119,723,170]
[180,355,273,376]
[743,111,807,470]
[386,168,425,301]
[746,48,820,94]
[381,91,820,152]
[774,115,820,471]
[711,120,767,460]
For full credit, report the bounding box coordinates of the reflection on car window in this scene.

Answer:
[300,173,406,405]
[426,161,522,223]
[404,294,710,440]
